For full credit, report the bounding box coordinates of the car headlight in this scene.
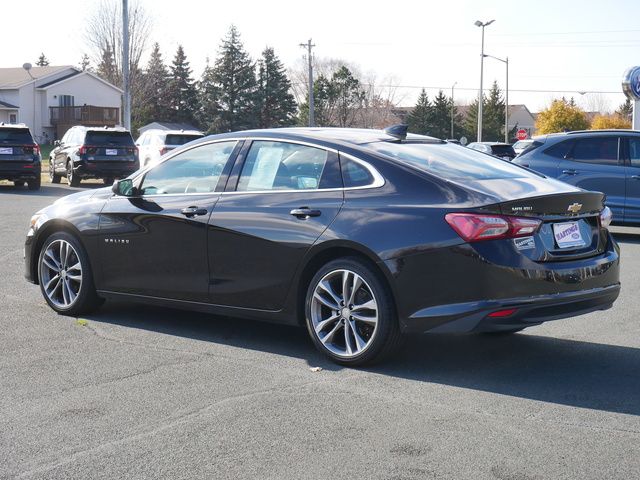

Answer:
[30,214,41,229]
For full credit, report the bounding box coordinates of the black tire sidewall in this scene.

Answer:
[304,257,398,366]
[37,232,98,316]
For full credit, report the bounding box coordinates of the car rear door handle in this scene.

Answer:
[180,206,208,217]
[290,207,321,218]
[562,169,578,175]
[631,175,640,180]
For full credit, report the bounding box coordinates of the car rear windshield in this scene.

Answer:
[165,134,204,146]
[491,145,515,157]
[369,142,532,180]
[0,128,33,144]
[85,131,134,146]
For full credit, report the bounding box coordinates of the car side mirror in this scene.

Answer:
[112,178,135,196]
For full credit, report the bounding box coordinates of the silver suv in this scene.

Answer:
[136,129,204,167]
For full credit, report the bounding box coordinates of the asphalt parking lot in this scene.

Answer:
[1,183,639,480]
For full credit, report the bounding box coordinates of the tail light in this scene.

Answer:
[599,206,613,228]
[159,147,168,156]
[78,145,98,155]
[445,213,542,242]
[487,308,518,318]
[78,145,86,155]
[22,144,40,156]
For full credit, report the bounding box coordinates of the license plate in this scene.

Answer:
[0,147,12,154]
[105,149,118,155]
[553,222,585,249]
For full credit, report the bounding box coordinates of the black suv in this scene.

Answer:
[0,123,41,190]
[50,126,139,186]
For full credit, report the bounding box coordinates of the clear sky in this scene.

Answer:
[4,0,640,112]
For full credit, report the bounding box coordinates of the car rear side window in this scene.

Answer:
[140,141,237,195]
[85,131,134,146]
[165,134,204,146]
[544,140,573,158]
[341,154,374,187]
[237,141,330,191]
[0,129,33,144]
[570,137,619,165]
[368,142,529,180]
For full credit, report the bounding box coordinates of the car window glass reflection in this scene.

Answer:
[237,141,329,191]
[140,141,236,195]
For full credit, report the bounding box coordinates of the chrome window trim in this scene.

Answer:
[125,136,385,197]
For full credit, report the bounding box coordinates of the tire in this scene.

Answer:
[49,160,61,184]
[27,176,41,190]
[67,161,80,187]
[13,180,25,188]
[305,257,402,366]
[103,177,114,186]
[37,231,103,316]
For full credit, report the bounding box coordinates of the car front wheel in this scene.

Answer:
[38,232,102,316]
[67,162,80,187]
[49,160,61,183]
[305,257,402,366]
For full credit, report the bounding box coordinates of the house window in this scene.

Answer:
[59,95,74,107]
[9,114,17,124]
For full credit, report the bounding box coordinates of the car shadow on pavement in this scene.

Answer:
[86,301,640,416]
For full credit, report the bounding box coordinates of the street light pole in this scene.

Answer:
[483,54,509,143]
[22,63,36,136]
[451,82,457,139]
[474,20,494,142]
[299,39,315,127]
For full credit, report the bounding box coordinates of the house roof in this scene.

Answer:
[38,71,81,88]
[0,65,73,89]
[0,100,18,109]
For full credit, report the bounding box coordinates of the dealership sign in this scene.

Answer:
[622,66,640,101]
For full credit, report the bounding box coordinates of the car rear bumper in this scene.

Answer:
[0,164,41,180]
[387,230,621,334]
[403,283,620,333]
[75,161,138,179]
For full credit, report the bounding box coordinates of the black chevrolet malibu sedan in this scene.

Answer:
[25,126,620,365]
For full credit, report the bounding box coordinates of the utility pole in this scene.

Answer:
[451,82,457,139]
[122,0,131,130]
[505,57,509,143]
[299,39,315,127]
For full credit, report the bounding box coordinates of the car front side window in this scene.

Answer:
[237,141,331,191]
[139,141,237,195]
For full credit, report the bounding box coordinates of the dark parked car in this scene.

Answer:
[49,126,139,186]
[0,123,41,190]
[25,127,620,365]
[467,141,517,161]
[513,129,640,225]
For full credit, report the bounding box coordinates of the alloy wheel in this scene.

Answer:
[40,239,83,309]
[309,269,379,358]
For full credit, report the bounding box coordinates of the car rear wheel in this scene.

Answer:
[27,177,41,190]
[49,160,61,183]
[67,162,80,187]
[38,232,103,316]
[305,258,402,366]
[13,180,25,188]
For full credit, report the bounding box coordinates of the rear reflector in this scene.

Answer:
[600,206,613,228]
[487,308,518,318]
[445,213,541,242]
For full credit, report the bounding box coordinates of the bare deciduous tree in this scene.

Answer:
[84,0,152,86]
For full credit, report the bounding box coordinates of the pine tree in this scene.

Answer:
[139,43,171,125]
[79,54,92,72]
[36,53,50,67]
[256,47,297,128]
[406,89,432,135]
[430,90,453,139]
[616,97,633,121]
[166,45,198,125]
[483,81,506,141]
[96,46,119,85]
[204,25,258,133]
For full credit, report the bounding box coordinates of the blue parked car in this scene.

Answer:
[514,130,640,225]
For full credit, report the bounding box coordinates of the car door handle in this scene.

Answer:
[631,175,640,180]
[290,208,321,218]
[180,206,208,217]
[562,169,578,175]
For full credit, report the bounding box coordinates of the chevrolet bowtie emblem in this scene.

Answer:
[567,202,583,213]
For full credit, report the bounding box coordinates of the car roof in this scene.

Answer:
[0,123,30,130]
[195,127,442,147]
[143,129,204,136]
[537,129,640,141]
[71,125,131,134]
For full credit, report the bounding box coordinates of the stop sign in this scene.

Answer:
[516,129,528,141]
